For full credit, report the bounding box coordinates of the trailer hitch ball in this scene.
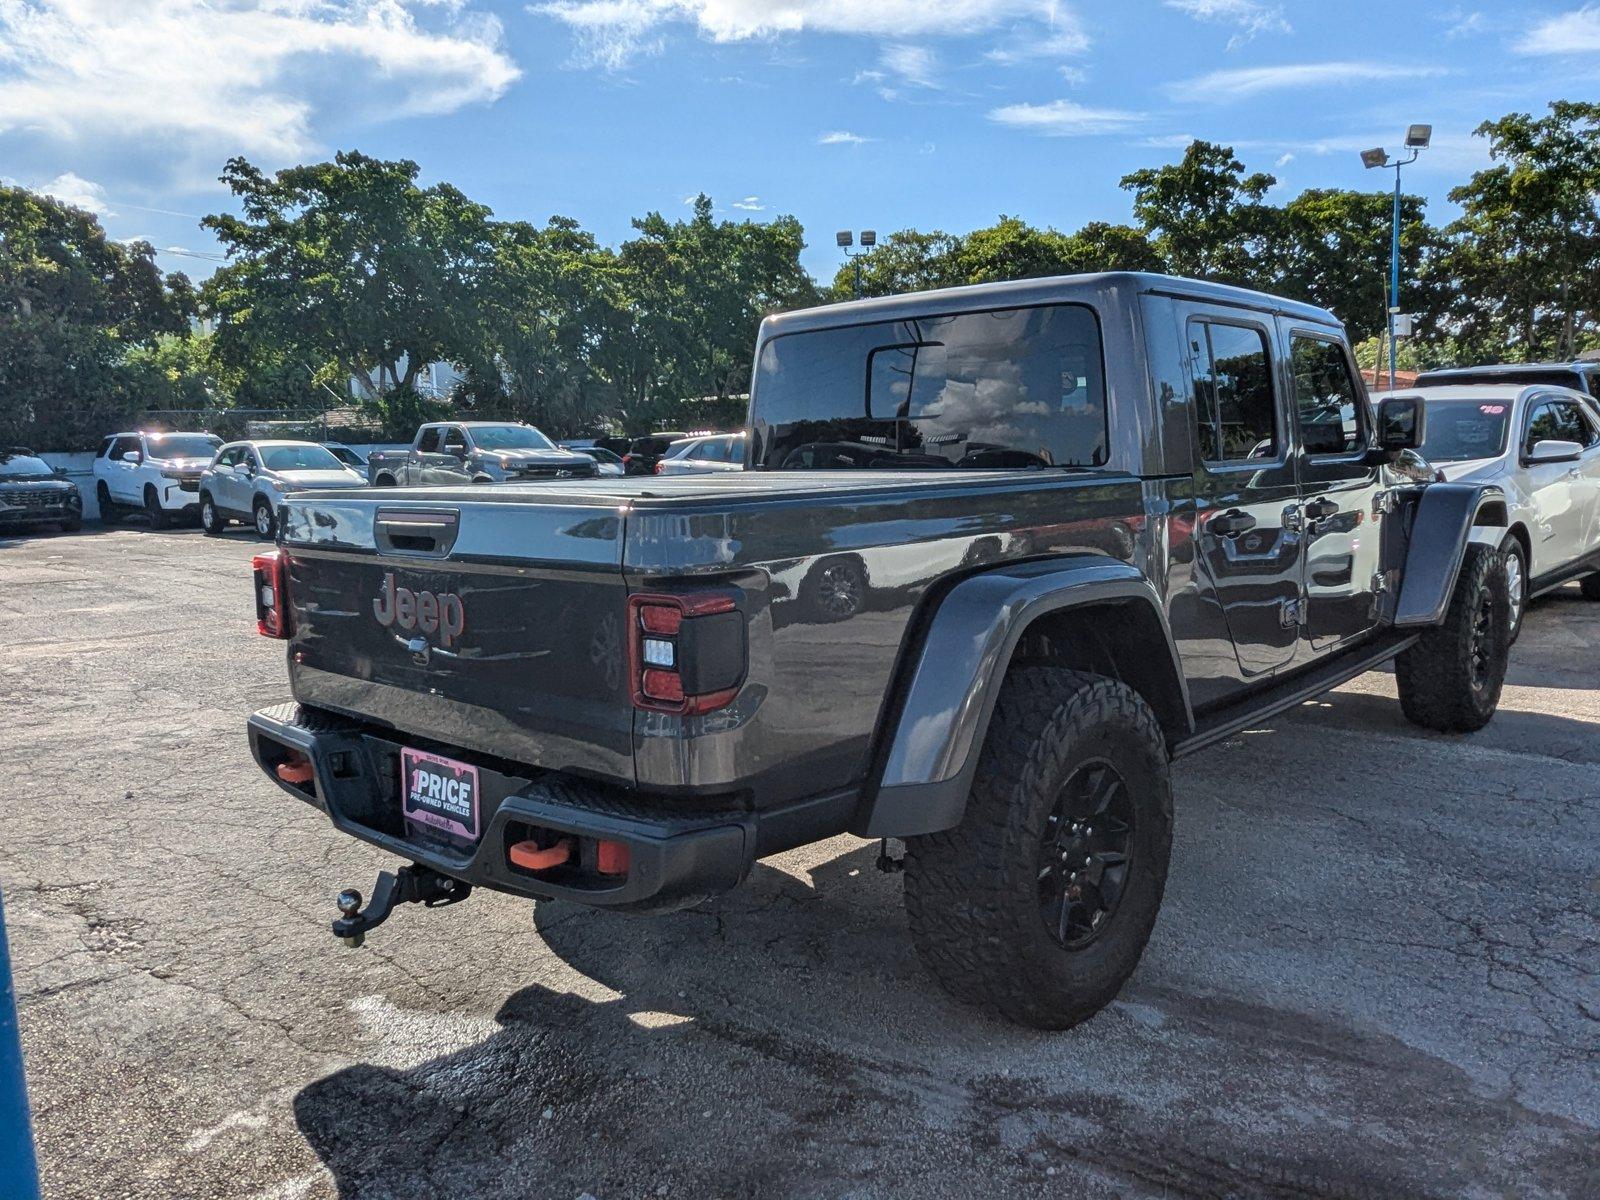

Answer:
[336,890,365,948]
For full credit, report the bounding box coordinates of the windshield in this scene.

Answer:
[579,447,623,466]
[1417,401,1512,462]
[751,304,1108,470]
[146,434,221,461]
[0,451,53,478]
[262,444,343,472]
[469,425,555,451]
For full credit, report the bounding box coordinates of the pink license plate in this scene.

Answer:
[400,747,481,843]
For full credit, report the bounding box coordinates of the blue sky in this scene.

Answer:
[3,1,1599,284]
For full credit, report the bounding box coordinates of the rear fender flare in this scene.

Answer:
[854,556,1191,839]
[1393,483,1508,627]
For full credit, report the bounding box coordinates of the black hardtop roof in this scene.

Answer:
[760,271,1342,338]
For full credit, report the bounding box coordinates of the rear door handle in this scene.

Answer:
[1305,498,1339,520]
[1210,509,1257,537]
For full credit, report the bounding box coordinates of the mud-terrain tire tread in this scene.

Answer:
[903,668,1172,1029]
[1395,542,1508,733]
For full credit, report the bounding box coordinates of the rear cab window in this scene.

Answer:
[1187,319,1279,464]
[751,303,1108,470]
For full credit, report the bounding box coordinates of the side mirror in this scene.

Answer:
[1525,438,1583,465]
[1375,396,1426,452]
[120,451,142,464]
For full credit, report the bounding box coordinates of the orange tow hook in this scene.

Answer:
[509,838,574,872]
[275,754,314,785]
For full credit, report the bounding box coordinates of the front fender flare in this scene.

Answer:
[1393,482,1508,627]
[853,556,1189,839]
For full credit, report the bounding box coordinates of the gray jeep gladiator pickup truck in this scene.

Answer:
[367,421,599,486]
[247,272,1511,1028]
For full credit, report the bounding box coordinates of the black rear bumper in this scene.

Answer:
[247,703,764,912]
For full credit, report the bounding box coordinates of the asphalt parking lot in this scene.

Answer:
[2,522,1597,1200]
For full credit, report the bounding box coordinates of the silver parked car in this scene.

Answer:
[199,440,367,540]
[1376,383,1600,638]
[653,432,747,475]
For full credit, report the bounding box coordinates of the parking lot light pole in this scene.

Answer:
[837,229,877,300]
[1361,125,1430,390]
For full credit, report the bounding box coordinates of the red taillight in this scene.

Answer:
[628,591,744,714]
[253,550,290,639]
[653,460,665,474]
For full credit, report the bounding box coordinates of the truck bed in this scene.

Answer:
[276,467,1150,803]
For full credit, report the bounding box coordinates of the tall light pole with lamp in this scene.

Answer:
[837,229,877,300]
[1361,124,1431,389]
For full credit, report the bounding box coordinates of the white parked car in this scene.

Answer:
[94,430,222,528]
[1378,384,1600,637]
[323,443,368,471]
[654,432,747,475]
[199,440,368,540]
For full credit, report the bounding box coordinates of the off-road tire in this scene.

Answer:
[96,481,120,525]
[903,668,1173,1029]
[199,492,225,536]
[1580,573,1600,601]
[253,496,276,541]
[144,484,171,530]
[1500,534,1527,644]
[1395,542,1509,733]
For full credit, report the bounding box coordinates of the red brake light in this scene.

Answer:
[627,591,744,714]
[252,551,291,639]
[653,460,665,474]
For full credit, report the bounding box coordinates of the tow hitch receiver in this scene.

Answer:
[332,863,471,948]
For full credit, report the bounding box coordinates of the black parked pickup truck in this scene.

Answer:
[248,273,1512,1028]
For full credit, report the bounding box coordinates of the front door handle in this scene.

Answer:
[1305,498,1339,520]
[1210,509,1258,538]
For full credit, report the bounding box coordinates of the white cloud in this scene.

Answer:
[1164,0,1289,45]
[880,44,939,89]
[817,130,874,145]
[534,0,1086,69]
[1274,151,1294,166]
[1172,62,1441,102]
[730,195,765,210]
[1516,6,1600,53]
[0,1,519,172]
[989,99,1144,137]
[36,171,113,215]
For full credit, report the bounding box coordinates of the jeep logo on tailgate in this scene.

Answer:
[373,572,465,649]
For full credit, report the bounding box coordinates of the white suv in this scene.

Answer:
[93,430,222,528]
[1377,383,1600,639]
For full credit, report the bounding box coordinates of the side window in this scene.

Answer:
[1290,336,1364,455]
[442,427,468,454]
[112,436,140,460]
[1190,320,1278,463]
[1524,403,1561,455]
[416,427,441,454]
[216,448,236,468]
[686,443,712,460]
[1551,401,1594,447]
[98,437,116,459]
[729,439,746,465]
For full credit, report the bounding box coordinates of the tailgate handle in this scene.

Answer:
[374,508,460,557]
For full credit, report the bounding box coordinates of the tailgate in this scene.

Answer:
[278,492,635,783]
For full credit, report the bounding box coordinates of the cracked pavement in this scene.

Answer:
[1,524,1597,1199]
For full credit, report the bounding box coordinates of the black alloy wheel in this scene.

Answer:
[1038,761,1135,949]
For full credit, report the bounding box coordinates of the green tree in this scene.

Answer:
[0,184,196,449]
[201,151,498,407]
[460,216,631,435]
[1433,101,1600,361]
[1272,188,1434,343]
[827,228,962,299]
[614,195,817,428]
[1120,140,1278,285]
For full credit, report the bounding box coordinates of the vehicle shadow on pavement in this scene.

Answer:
[288,820,1600,1199]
